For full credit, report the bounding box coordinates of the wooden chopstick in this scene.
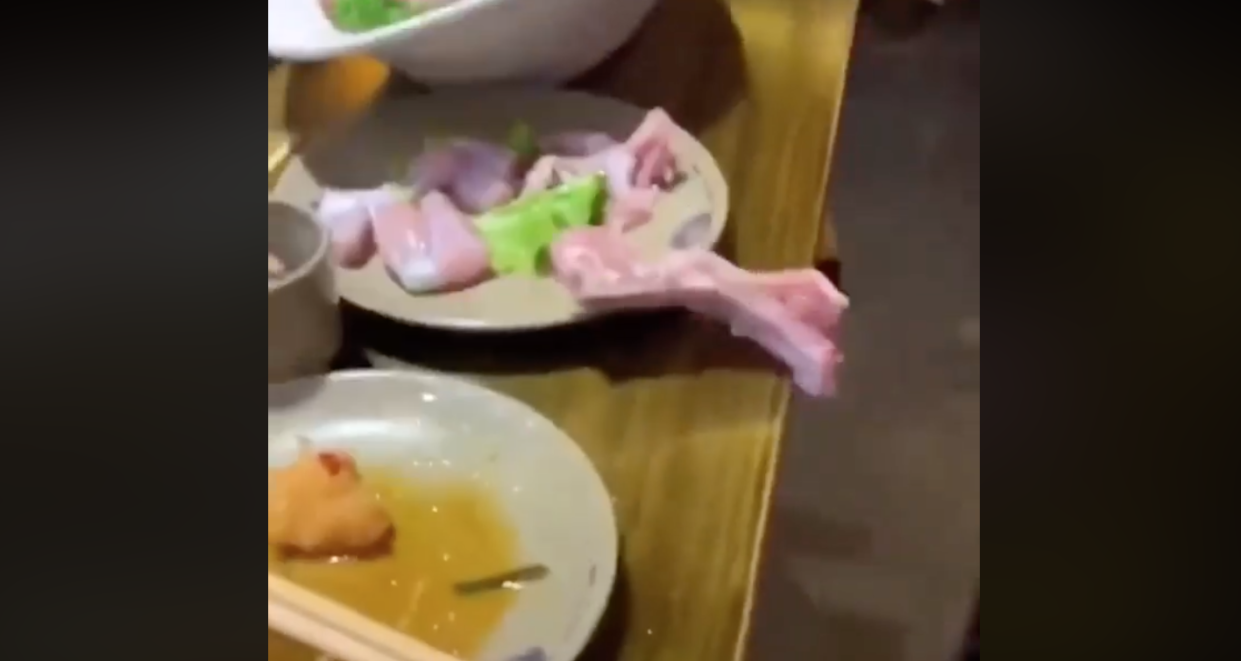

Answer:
[268,572,466,661]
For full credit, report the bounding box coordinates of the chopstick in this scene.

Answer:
[268,572,466,661]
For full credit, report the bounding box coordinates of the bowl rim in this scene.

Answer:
[272,0,511,60]
[269,201,330,293]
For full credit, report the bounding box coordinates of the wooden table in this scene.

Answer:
[268,0,858,658]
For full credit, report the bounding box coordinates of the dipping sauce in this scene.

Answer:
[268,468,519,660]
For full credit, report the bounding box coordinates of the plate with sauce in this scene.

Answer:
[268,369,617,661]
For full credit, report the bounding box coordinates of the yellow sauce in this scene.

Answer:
[268,469,519,660]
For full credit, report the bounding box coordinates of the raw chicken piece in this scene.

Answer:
[519,109,682,231]
[603,186,660,233]
[315,187,403,269]
[624,108,680,189]
[539,131,619,157]
[591,149,643,199]
[407,139,519,214]
[550,228,848,397]
[538,110,679,190]
[524,110,680,197]
[520,155,562,196]
[370,191,491,293]
[268,449,394,559]
[522,150,658,231]
[519,151,632,197]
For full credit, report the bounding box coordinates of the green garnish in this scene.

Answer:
[505,122,539,162]
[334,0,423,33]
[475,175,607,276]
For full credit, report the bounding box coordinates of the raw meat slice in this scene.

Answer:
[604,187,660,233]
[520,155,561,196]
[521,148,634,197]
[407,139,519,214]
[518,109,683,232]
[370,191,491,293]
[550,228,848,396]
[624,108,680,189]
[539,131,619,157]
[527,109,682,195]
[521,149,657,231]
[315,187,400,268]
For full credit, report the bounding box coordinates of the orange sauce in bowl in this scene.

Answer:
[268,469,519,660]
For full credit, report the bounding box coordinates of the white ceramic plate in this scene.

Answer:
[269,370,618,661]
[269,89,729,331]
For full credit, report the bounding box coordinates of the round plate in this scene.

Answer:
[269,370,618,661]
[270,89,729,331]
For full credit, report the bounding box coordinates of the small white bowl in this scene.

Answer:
[268,202,342,382]
[268,0,660,84]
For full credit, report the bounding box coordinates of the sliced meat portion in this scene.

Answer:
[315,187,400,269]
[521,151,657,232]
[624,108,680,190]
[539,131,619,157]
[525,109,682,196]
[605,187,660,233]
[519,109,683,232]
[370,191,491,294]
[521,148,635,197]
[550,228,848,396]
[520,155,562,197]
[407,139,520,214]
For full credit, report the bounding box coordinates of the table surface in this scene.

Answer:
[267,0,858,658]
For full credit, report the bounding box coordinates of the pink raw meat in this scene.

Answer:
[407,139,519,214]
[539,131,619,157]
[370,191,491,294]
[521,148,637,197]
[605,187,660,233]
[519,109,683,232]
[525,109,681,196]
[519,155,562,196]
[314,187,404,269]
[550,227,848,397]
[520,150,658,233]
[624,108,680,189]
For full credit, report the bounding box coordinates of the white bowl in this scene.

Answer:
[269,369,618,661]
[268,202,341,383]
[269,0,661,84]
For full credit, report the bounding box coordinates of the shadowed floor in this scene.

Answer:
[747,13,979,661]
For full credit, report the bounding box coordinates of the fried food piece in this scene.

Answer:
[268,450,394,559]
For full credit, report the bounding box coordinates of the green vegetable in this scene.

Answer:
[334,0,423,33]
[475,175,607,276]
[505,122,539,163]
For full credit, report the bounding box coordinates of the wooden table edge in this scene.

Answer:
[731,13,859,659]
